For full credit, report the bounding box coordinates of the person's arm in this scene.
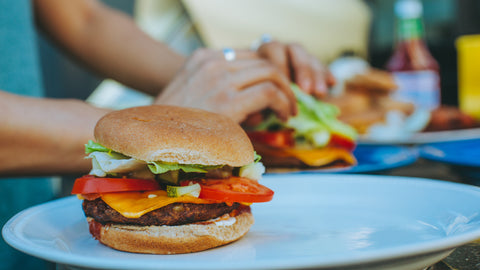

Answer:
[0,91,110,176]
[33,0,185,96]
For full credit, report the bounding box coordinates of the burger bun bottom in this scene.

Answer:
[87,210,254,254]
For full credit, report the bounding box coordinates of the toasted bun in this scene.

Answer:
[345,69,398,93]
[94,105,254,166]
[88,211,254,254]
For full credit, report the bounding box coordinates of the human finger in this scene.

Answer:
[192,48,258,63]
[242,112,265,128]
[326,70,336,86]
[224,59,270,72]
[229,49,258,60]
[257,41,290,79]
[230,81,293,123]
[229,64,297,116]
[308,57,330,98]
[287,43,315,94]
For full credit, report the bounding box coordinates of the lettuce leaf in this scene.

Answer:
[289,84,357,142]
[253,84,358,148]
[254,151,262,163]
[85,142,263,183]
[88,152,146,177]
[85,140,111,154]
[147,162,222,175]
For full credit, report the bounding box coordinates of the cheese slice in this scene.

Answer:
[259,146,357,167]
[101,190,214,218]
[283,147,357,167]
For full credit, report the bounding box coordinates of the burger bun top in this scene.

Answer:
[94,105,254,166]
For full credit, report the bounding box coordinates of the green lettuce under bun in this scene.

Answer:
[84,141,264,184]
[253,84,358,148]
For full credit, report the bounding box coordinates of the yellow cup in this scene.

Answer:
[456,35,480,120]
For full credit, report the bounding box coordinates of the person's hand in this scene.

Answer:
[257,40,336,98]
[154,48,297,123]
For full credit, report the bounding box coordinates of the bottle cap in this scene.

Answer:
[395,0,422,19]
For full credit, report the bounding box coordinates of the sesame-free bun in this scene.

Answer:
[87,210,254,254]
[94,105,254,166]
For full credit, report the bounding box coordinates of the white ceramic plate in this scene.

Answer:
[359,127,480,145]
[4,174,480,270]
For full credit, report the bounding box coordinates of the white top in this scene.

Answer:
[395,0,423,19]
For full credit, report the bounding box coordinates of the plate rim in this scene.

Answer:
[359,127,480,145]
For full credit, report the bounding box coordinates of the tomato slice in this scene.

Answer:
[328,133,356,151]
[71,175,160,195]
[182,177,274,203]
[247,130,295,148]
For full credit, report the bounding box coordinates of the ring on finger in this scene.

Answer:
[222,47,236,61]
[250,33,273,50]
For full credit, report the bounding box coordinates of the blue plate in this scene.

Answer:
[420,138,480,168]
[267,145,419,174]
[420,139,480,183]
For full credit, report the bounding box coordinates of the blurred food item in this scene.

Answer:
[325,68,416,135]
[336,109,385,135]
[344,69,398,95]
[424,105,480,132]
[366,110,431,141]
[329,53,370,96]
[327,72,479,139]
[327,51,477,140]
[324,91,371,116]
[375,96,415,116]
[244,84,358,169]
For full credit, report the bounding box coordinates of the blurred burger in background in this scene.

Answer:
[328,55,480,141]
[243,84,358,170]
[327,55,418,137]
[325,67,415,135]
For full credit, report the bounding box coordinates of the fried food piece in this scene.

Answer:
[344,69,398,95]
[337,109,386,134]
[424,105,480,131]
[323,91,371,116]
[374,96,415,116]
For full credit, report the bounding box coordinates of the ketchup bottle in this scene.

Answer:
[386,0,441,111]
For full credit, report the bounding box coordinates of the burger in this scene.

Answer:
[244,84,358,169]
[71,105,272,254]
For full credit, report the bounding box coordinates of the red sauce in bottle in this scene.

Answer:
[386,0,440,111]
